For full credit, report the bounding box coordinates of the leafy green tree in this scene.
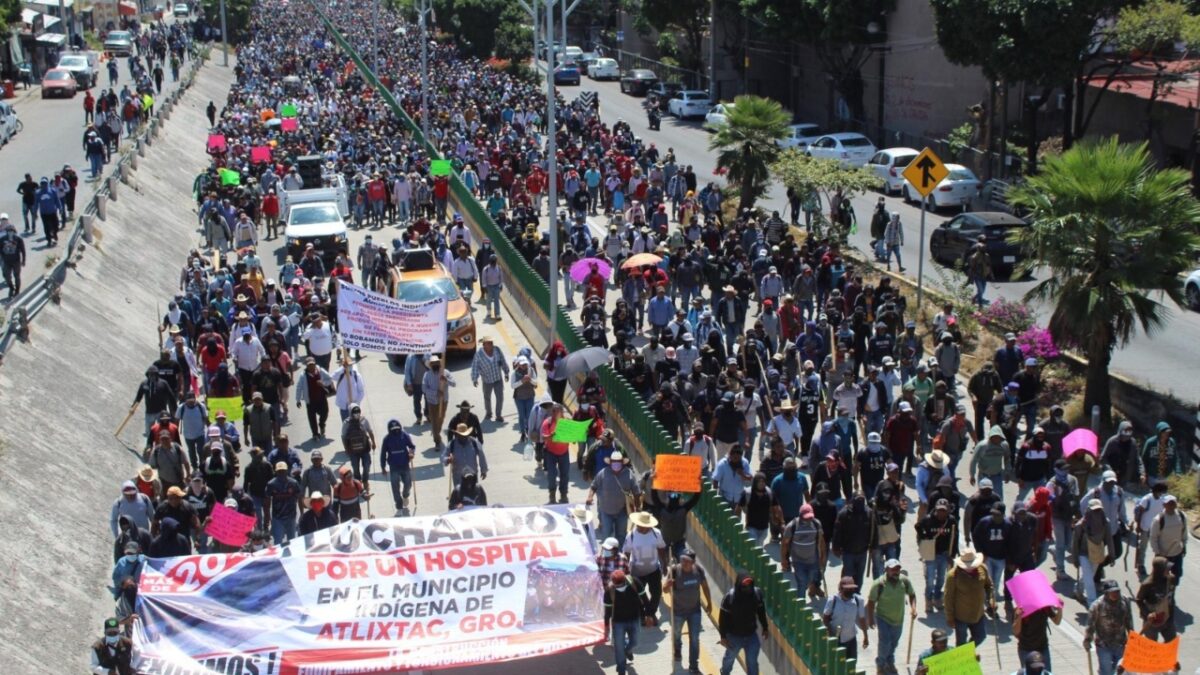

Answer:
[493,3,533,64]
[1111,0,1200,141]
[201,0,252,42]
[740,0,894,123]
[1,0,21,27]
[1009,138,1200,422]
[707,95,790,211]
[771,150,882,226]
[624,0,709,72]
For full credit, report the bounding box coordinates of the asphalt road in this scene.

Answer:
[0,20,192,299]
[564,74,1200,403]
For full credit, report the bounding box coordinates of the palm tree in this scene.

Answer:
[708,95,791,211]
[1009,138,1200,422]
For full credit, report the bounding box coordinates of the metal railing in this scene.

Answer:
[0,52,207,364]
[605,46,708,90]
[311,5,859,672]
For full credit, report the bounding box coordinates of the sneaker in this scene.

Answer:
[625,650,634,662]
[672,650,681,661]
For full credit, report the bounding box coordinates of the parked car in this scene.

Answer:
[40,69,78,98]
[668,90,712,119]
[648,81,684,100]
[806,132,877,167]
[587,57,619,80]
[704,103,734,129]
[576,52,598,74]
[56,53,95,88]
[777,123,823,150]
[930,211,1027,277]
[865,147,920,195]
[0,102,19,145]
[553,63,581,86]
[387,248,476,354]
[1186,269,1200,310]
[103,30,134,56]
[902,163,980,209]
[619,69,658,96]
[559,45,583,63]
[173,2,190,16]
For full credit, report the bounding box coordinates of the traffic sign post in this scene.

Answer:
[900,147,948,314]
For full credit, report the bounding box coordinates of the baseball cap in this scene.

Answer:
[602,537,619,551]
[274,462,288,472]
[979,477,993,489]
[884,558,901,569]
[1102,470,1117,483]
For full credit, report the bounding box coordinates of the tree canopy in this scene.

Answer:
[771,149,882,221]
[624,0,709,73]
[709,95,791,210]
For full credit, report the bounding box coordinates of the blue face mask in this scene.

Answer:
[124,554,139,563]
[104,634,120,645]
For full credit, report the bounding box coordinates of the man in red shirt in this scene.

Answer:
[884,399,920,476]
[526,168,544,216]
[432,176,450,223]
[366,174,387,227]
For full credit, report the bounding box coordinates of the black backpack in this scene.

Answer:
[1051,477,1078,520]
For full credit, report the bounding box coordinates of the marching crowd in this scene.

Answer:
[91,0,1193,674]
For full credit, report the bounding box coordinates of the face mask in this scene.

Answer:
[104,635,120,646]
[312,502,325,513]
[251,543,266,552]
[611,462,623,472]
[124,554,139,563]
[614,583,628,592]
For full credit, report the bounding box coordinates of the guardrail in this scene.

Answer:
[308,4,859,673]
[0,50,208,365]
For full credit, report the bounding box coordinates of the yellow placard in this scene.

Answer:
[922,642,981,675]
[902,147,949,199]
[653,455,703,493]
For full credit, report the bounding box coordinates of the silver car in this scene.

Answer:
[56,53,95,88]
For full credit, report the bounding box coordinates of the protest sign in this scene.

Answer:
[280,102,298,118]
[1004,569,1062,615]
[132,507,605,673]
[206,133,226,152]
[922,642,982,675]
[431,159,453,176]
[218,168,241,186]
[207,503,257,548]
[281,117,299,132]
[1121,632,1178,673]
[250,146,272,163]
[205,397,244,422]
[652,455,702,492]
[1062,428,1098,458]
[552,418,592,443]
[336,281,447,354]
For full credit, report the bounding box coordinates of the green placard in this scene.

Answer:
[218,168,241,186]
[552,418,593,443]
[923,642,982,675]
[280,102,298,118]
[430,159,453,176]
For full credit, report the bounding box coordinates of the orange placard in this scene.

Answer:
[653,455,702,493]
[1121,632,1178,673]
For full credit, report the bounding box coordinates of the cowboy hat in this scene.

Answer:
[954,547,983,570]
[925,450,947,469]
[304,491,328,508]
[570,505,597,526]
[630,511,658,529]
[453,423,473,436]
[138,465,157,482]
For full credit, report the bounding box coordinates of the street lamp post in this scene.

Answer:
[417,0,432,144]
[218,0,228,66]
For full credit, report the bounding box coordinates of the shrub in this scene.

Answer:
[1166,472,1198,510]
[1017,325,1060,361]
[1038,363,1080,409]
[977,298,1035,334]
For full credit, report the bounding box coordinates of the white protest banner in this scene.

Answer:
[131,506,604,673]
[336,280,448,354]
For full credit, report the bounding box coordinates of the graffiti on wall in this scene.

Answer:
[884,76,934,122]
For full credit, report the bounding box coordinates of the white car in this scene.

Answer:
[56,53,95,88]
[865,147,920,195]
[173,2,189,16]
[777,123,823,150]
[902,163,981,209]
[806,133,877,168]
[668,90,712,119]
[704,103,733,129]
[1184,269,1200,310]
[0,102,18,145]
[588,57,619,80]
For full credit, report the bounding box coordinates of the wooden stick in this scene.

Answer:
[115,403,139,438]
[1086,647,1094,675]
[906,611,916,664]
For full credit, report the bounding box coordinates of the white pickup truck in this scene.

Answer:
[282,173,351,262]
[279,172,350,220]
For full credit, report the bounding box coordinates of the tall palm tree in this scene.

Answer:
[708,95,791,211]
[1010,138,1200,421]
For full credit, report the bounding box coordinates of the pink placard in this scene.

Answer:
[250,146,272,163]
[280,117,298,132]
[206,133,227,152]
[206,502,256,548]
[1005,569,1062,615]
[1062,428,1098,458]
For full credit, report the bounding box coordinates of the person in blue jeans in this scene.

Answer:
[866,559,917,673]
[718,571,769,675]
[1083,580,1134,675]
[665,551,712,673]
[379,419,414,512]
[604,570,647,675]
[263,462,300,545]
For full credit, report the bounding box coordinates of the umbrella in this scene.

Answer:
[620,253,662,269]
[1062,428,1099,458]
[555,347,612,380]
[569,257,612,284]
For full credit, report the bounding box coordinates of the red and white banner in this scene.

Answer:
[336,280,448,354]
[131,507,604,674]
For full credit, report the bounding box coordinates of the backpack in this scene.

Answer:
[344,418,369,455]
[1051,477,1078,520]
[786,518,822,564]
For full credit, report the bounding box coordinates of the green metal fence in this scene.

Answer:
[307,4,859,672]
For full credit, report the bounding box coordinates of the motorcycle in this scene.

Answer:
[647,107,661,131]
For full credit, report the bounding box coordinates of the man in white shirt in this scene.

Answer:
[448,214,472,248]
[683,424,716,476]
[676,334,699,376]
[229,327,265,394]
[767,403,803,453]
[625,511,669,626]
[1133,481,1168,577]
[879,356,902,406]
[450,246,479,294]
[735,384,763,457]
[301,314,334,369]
[712,445,753,505]
[330,361,366,422]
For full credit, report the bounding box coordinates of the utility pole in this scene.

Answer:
[708,0,715,100]
[218,0,228,66]
[417,0,432,145]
